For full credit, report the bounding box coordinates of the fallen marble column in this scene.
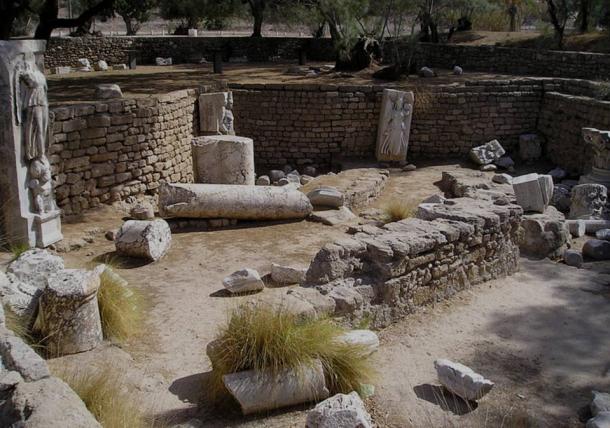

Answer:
[115,219,172,262]
[159,183,313,220]
[38,269,103,356]
[223,359,329,414]
[192,135,255,185]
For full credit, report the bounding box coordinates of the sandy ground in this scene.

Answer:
[6,163,605,427]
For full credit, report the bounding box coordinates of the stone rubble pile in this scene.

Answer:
[306,392,372,428]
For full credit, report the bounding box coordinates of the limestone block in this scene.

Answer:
[115,219,172,261]
[223,359,329,415]
[434,359,494,401]
[94,60,108,71]
[54,66,71,74]
[520,207,570,260]
[198,92,234,135]
[188,28,198,37]
[75,58,90,68]
[566,220,586,237]
[222,268,264,294]
[587,412,610,428]
[309,207,358,226]
[583,239,610,260]
[336,330,379,356]
[94,84,122,99]
[519,134,542,161]
[39,269,103,355]
[569,184,607,220]
[158,183,313,220]
[285,288,336,317]
[307,187,345,209]
[469,140,505,166]
[512,173,550,213]
[271,263,307,285]
[592,391,610,417]
[0,377,101,427]
[192,135,255,185]
[564,249,583,268]
[130,203,154,220]
[0,329,50,381]
[376,89,414,161]
[306,392,372,428]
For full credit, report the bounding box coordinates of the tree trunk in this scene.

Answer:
[578,0,589,33]
[250,0,265,38]
[123,16,140,35]
[34,0,115,39]
[546,0,566,49]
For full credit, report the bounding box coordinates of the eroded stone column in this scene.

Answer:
[39,269,102,356]
[0,40,62,248]
[192,135,255,185]
[581,127,610,187]
[376,89,414,162]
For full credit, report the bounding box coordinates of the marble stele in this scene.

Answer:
[375,89,414,162]
[198,91,235,136]
[0,40,62,248]
[581,127,610,187]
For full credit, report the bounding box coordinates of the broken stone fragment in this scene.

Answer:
[223,269,264,294]
[520,207,570,260]
[564,249,583,268]
[306,392,372,428]
[469,140,505,166]
[307,187,345,209]
[552,184,572,212]
[434,359,494,401]
[480,164,497,172]
[94,83,122,99]
[570,184,608,220]
[94,60,108,71]
[336,330,379,356]
[39,268,103,356]
[583,239,610,260]
[494,156,514,170]
[512,173,552,213]
[592,391,610,417]
[565,220,586,238]
[453,65,463,75]
[256,175,271,186]
[269,170,285,182]
[309,207,357,226]
[271,263,307,285]
[587,412,610,428]
[0,328,50,381]
[223,359,329,415]
[492,173,512,185]
[130,203,154,220]
[115,219,172,262]
[418,67,435,77]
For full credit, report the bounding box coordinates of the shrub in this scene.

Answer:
[57,366,148,428]
[206,304,375,405]
[382,200,417,223]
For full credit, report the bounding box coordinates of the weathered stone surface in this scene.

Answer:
[94,60,108,71]
[519,133,542,162]
[159,183,313,220]
[115,219,172,261]
[512,173,550,213]
[596,229,610,241]
[306,392,372,428]
[580,128,610,187]
[94,83,122,99]
[570,184,607,220]
[130,203,154,220]
[0,328,50,381]
[376,89,414,162]
[592,391,610,417]
[439,170,513,201]
[0,370,23,391]
[418,67,435,77]
[39,269,103,356]
[520,207,571,260]
[223,360,329,415]
[469,140,505,166]
[155,57,172,66]
[453,65,463,75]
[285,287,336,317]
[112,63,128,70]
[223,269,264,294]
[198,91,234,135]
[0,376,101,427]
[552,184,572,212]
[309,207,358,226]
[269,170,285,182]
[583,220,610,234]
[192,135,254,185]
[587,412,610,428]
[336,330,379,356]
[256,175,271,185]
[583,239,610,260]
[434,359,494,401]
[480,164,497,172]
[492,173,512,185]
[564,249,583,268]
[307,187,344,209]
[271,263,307,285]
[566,220,586,238]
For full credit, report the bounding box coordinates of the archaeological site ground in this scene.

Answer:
[0,7,610,428]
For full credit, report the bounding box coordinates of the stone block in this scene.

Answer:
[569,184,607,220]
[469,140,505,166]
[307,187,344,209]
[192,135,255,185]
[271,263,307,285]
[115,219,172,261]
[336,330,379,356]
[94,83,122,99]
[222,268,264,294]
[434,359,494,401]
[306,392,372,428]
[376,89,414,162]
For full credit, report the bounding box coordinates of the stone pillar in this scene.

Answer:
[39,269,103,356]
[192,135,255,185]
[199,92,234,135]
[580,128,610,187]
[159,182,313,220]
[376,89,414,162]
[0,40,62,249]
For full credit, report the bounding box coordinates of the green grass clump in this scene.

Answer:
[97,265,143,342]
[9,243,30,261]
[382,200,417,223]
[206,304,375,405]
[58,366,148,428]
[4,306,34,343]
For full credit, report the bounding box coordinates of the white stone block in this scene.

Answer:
[222,268,264,293]
[434,359,494,401]
[192,135,254,185]
[306,392,372,428]
[307,187,344,209]
[469,140,506,166]
[376,89,414,161]
[115,219,172,261]
[94,83,122,99]
[512,173,546,213]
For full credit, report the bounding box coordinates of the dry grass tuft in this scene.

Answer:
[206,304,375,406]
[382,200,417,223]
[97,265,143,342]
[57,365,149,428]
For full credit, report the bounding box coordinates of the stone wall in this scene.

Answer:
[232,80,542,170]
[49,90,197,215]
[45,36,336,68]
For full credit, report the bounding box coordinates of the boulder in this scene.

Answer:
[75,58,90,68]
[336,330,379,356]
[223,360,329,414]
[564,249,583,268]
[519,134,542,162]
[269,170,285,182]
[94,60,108,71]
[583,239,610,260]
[592,391,610,417]
[551,184,572,212]
[306,392,372,428]
[418,67,435,77]
[492,173,512,185]
[256,175,271,186]
[570,184,607,219]
[303,166,317,177]
[39,269,103,356]
[0,329,50,381]
[285,288,336,317]
[115,219,172,262]
[112,64,128,70]
[566,220,586,238]
[520,207,570,260]
[453,65,463,75]
[271,263,307,285]
[587,412,610,428]
[596,229,610,241]
[434,359,494,401]
[469,140,506,166]
[94,83,122,99]
[159,183,313,220]
[130,203,154,220]
[222,269,264,294]
[307,187,345,209]
[0,377,101,427]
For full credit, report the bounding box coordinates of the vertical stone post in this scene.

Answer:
[375,89,414,162]
[0,40,62,248]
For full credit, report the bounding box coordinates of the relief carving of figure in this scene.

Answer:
[220,92,235,135]
[15,62,49,161]
[379,91,411,157]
